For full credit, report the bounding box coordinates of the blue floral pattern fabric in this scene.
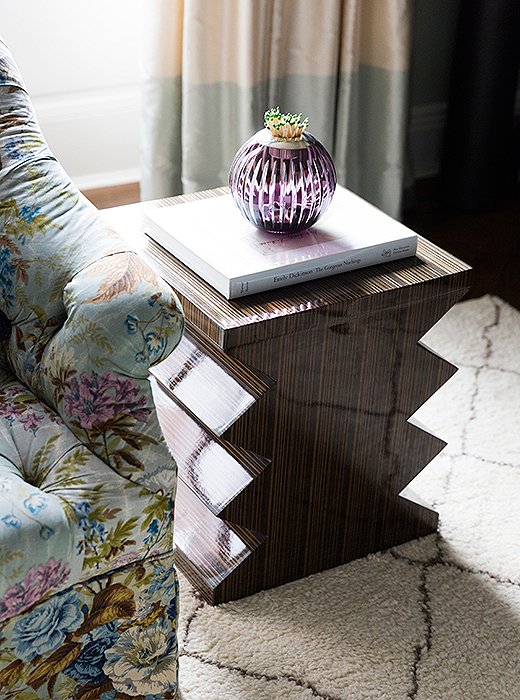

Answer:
[0,38,183,697]
[0,551,179,699]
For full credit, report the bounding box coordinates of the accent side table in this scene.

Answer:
[105,188,472,604]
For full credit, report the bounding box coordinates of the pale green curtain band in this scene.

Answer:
[141,0,412,218]
[142,76,183,198]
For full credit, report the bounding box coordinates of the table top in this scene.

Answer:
[103,187,472,338]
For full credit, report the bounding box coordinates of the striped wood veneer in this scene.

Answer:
[106,188,472,604]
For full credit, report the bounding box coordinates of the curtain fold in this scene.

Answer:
[141,0,412,218]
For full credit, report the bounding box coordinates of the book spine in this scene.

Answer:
[228,237,417,298]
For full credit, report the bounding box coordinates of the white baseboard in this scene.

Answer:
[31,85,141,189]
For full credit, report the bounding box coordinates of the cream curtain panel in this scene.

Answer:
[141,0,412,218]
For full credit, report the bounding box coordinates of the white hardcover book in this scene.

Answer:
[144,186,418,299]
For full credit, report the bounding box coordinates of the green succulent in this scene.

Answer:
[264,107,309,140]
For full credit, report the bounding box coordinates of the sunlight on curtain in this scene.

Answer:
[141,0,412,218]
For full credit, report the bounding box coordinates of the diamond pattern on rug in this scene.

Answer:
[178,295,520,700]
[414,565,520,700]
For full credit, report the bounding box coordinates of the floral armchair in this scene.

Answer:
[0,40,184,698]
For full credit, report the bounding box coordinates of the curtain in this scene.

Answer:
[141,0,412,218]
[441,0,520,211]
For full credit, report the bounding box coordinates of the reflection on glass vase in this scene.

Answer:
[229,108,337,234]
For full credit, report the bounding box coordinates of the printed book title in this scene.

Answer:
[273,257,366,283]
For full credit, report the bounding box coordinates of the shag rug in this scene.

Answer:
[177,294,520,700]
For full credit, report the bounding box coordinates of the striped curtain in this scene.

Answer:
[141,0,412,218]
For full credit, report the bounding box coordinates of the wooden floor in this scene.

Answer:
[82,182,140,209]
[403,180,520,310]
[83,179,520,310]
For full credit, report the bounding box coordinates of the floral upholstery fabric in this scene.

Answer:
[0,368,173,612]
[0,52,184,493]
[0,551,179,699]
[0,39,184,698]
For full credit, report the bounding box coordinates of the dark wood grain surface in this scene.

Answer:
[112,188,472,604]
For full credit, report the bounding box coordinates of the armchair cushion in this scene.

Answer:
[0,366,172,622]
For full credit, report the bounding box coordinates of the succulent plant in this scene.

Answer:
[263,107,309,140]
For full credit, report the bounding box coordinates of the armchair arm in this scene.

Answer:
[0,38,184,493]
[38,250,184,493]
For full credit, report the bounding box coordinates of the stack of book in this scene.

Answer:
[144,186,418,299]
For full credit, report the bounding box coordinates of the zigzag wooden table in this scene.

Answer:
[106,189,472,605]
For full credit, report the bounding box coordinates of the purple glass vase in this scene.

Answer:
[229,128,337,234]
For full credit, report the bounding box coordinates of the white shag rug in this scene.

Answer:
[177,295,520,700]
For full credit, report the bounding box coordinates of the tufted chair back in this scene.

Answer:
[0,39,184,492]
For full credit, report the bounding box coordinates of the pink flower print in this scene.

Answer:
[112,551,141,568]
[0,585,24,622]
[113,376,149,423]
[0,398,18,423]
[64,372,118,430]
[64,371,150,430]
[20,410,44,433]
[0,558,70,622]
[0,387,45,432]
[43,557,71,588]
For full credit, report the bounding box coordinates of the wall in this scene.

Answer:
[0,0,141,189]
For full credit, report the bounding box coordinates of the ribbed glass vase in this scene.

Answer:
[229,128,337,234]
